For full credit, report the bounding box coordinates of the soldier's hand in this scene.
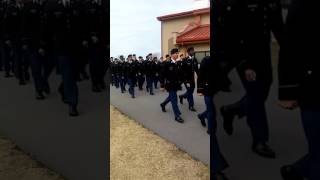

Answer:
[245,69,256,82]
[160,88,165,91]
[5,40,11,46]
[91,36,99,44]
[197,93,204,96]
[186,83,190,88]
[82,40,88,47]
[38,48,45,56]
[278,100,298,110]
[22,44,28,50]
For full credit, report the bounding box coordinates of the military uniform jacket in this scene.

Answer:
[119,62,127,79]
[278,0,319,109]
[160,60,183,91]
[3,3,23,40]
[44,1,72,54]
[136,61,145,76]
[144,60,156,77]
[181,56,199,85]
[126,61,138,79]
[212,0,284,73]
[21,2,42,47]
[197,56,228,96]
[240,0,284,72]
[84,2,107,57]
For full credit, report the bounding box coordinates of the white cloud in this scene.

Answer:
[110,0,196,57]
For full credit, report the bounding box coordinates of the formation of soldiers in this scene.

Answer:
[110,47,201,123]
[0,0,108,116]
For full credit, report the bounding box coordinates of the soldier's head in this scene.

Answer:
[132,54,137,60]
[170,48,179,60]
[187,47,195,57]
[127,54,132,61]
[160,57,163,61]
[165,54,170,61]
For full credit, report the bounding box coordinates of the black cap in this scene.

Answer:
[128,54,132,57]
[187,47,194,52]
[138,56,142,58]
[133,54,136,56]
[170,48,179,55]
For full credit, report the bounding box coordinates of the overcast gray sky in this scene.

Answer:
[110,0,202,58]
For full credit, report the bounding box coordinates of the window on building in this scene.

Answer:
[194,51,210,62]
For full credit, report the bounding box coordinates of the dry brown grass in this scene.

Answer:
[0,136,64,180]
[110,106,210,180]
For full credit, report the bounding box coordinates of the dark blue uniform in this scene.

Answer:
[179,55,198,110]
[136,59,145,90]
[279,0,320,179]
[45,0,79,116]
[3,1,23,78]
[119,61,127,93]
[197,56,229,180]
[126,60,138,98]
[217,0,284,157]
[160,58,183,122]
[145,59,156,95]
[85,0,107,92]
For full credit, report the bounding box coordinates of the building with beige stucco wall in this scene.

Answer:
[157,7,210,61]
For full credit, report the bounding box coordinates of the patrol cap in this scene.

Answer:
[187,47,194,52]
[170,48,179,55]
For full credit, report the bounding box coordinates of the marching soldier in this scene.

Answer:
[0,0,8,72]
[126,54,137,98]
[136,56,145,90]
[85,0,107,92]
[46,0,79,116]
[160,48,184,123]
[278,0,320,179]
[119,55,127,93]
[110,57,115,86]
[113,58,120,89]
[179,47,198,112]
[197,56,229,180]
[145,53,156,95]
[3,0,23,78]
[216,0,284,158]
[153,57,160,89]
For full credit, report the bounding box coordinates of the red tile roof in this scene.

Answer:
[157,8,210,21]
[176,24,210,44]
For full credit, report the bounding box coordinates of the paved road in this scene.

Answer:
[110,45,307,180]
[0,70,108,180]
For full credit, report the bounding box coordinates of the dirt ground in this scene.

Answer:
[0,136,64,180]
[110,105,210,180]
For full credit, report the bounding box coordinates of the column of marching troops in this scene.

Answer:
[110,0,318,180]
[0,0,108,117]
[110,48,200,123]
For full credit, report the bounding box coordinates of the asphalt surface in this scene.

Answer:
[110,44,308,180]
[0,70,108,180]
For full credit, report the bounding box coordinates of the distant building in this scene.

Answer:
[157,7,210,61]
